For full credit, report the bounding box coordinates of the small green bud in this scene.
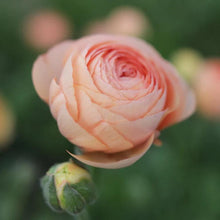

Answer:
[40,161,97,216]
[170,48,203,83]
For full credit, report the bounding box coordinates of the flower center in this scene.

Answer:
[85,43,161,93]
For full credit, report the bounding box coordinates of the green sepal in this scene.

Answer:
[46,164,59,175]
[60,183,86,215]
[71,179,97,205]
[40,175,62,212]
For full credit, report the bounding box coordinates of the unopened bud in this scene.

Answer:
[40,161,96,216]
[171,48,203,83]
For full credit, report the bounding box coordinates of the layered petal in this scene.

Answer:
[32,41,74,102]
[67,133,155,169]
[113,110,166,146]
[158,62,196,129]
[57,105,108,151]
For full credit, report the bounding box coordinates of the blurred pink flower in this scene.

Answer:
[23,10,72,50]
[85,6,151,38]
[194,59,220,119]
[84,20,107,35]
[105,6,151,37]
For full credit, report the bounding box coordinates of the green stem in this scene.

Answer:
[74,209,90,220]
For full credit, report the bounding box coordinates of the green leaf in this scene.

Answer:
[71,179,97,205]
[60,183,85,216]
[40,175,62,212]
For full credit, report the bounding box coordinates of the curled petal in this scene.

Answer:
[67,133,155,169]
[57,105,108,151]
[109,88,164,120]
[32,41,74,102]
[113,110,165,145]
[92,121,133,153]
[59,54,79,120]
[77,89,103,128]
[158,62,196,129]
[49,79,65,119]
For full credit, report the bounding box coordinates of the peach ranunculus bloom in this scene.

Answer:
[32,35,195,169]
[194,59,220,119]
[0,95,15,149]
[23,10,71,50]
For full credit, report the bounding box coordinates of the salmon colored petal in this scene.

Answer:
[159,89,195,129]
[67,133,155,169]
[158,62,196,129]
[95,104,127,123]
[59,54,78,120]
[57,105,108,151]
[113,110,165,146]
[76,85,115,108]
[92,69,127,100]
[73,55,100,93]
[49,79,65,119]
[77,89,103,128]
[92,121,133,153]
[32,41,74,102]
[148,89,167,115]
[109,88,163,120]
[79,34,161,61]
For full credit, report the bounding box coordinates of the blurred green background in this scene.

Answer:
[0,0,220,219]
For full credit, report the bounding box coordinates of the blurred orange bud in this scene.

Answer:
[194,59,220,119]
[85,6,151,38]
[105,6,151,37]
[23,10,72,50]
[171,48,203,83]
[84,20,107,35]
[0,95,15,148]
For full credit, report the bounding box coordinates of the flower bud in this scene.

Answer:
[171,48,203,83]
[193,59,220,119]
[23,10,72,50]
[40,161,96,216]
[0,94,15,149]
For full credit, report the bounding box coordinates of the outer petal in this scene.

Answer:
[78,34,162,62]
[113,110,166,145]
[109,88,164,120]
[32,40,74,102]
[57,105,108,151]
[49,78,65,119]
[158,62,196,129]
[73,90,134,153]
[92,121,133,153]
[67,133,155,169]
[59,53,79,120]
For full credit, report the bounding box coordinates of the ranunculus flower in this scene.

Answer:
[32,35,195,169]
[23,10,71,50]
[194,59,220,119]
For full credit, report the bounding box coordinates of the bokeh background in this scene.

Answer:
[0,0,220,219]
